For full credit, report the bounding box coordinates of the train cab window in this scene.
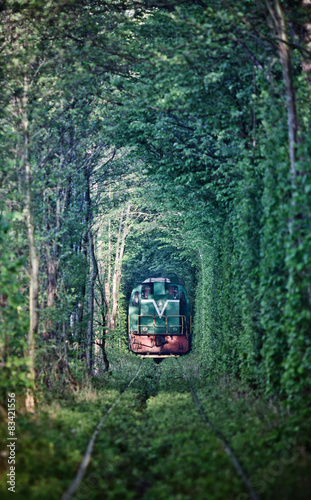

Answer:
[141,285,152,299]
[132,291,139,306]
[168,286,178,299]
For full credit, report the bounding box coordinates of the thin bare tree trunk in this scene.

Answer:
[87,230,98,371]
[116,203,131,298]
[105,218,111,311]
[300,0,311,83]
[94,222,109,371]
[22,77,39,412]
[105,185,112,325]
[109,205,124,330]
[267,0,299,184]
[78,166,91,355]
[43,171,62,339]
[109,203,130,331]
[63,321,69,367]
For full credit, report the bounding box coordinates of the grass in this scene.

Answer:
[0,353,310,499]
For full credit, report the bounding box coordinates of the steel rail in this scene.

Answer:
[176,358,260,500]
[62,359,144,500]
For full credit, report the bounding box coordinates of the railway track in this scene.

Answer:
[62,359,145,500]
[61,357,260,500]
[176,358,260,500]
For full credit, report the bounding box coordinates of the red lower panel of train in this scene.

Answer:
[130,334,189,355]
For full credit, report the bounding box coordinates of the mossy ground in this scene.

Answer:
[0,354,310,500]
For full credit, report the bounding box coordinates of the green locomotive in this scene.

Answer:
[128,277,191,357]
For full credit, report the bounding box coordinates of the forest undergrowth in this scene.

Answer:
[1,353,310,500]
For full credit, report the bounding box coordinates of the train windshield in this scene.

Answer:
[141,284,153,298]
[132,291,139,306]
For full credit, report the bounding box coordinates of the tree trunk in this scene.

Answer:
[95,223,109,371]
[267,0,299,184]
[109,205,124,331]
[105,185,112,324]
[105,218,111,313]
[43,173,63,339]
[22,78,39,412]
[45,235,59,339]
[79,167,91,354]
[109,203,131,331]
[300,0,311,83]
[86,229,98,372]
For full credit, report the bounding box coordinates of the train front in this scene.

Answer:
[128,278,191,357]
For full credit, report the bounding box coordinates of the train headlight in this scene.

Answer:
[157,300,163,308]
[172,327,178,332]
[142,326,149,333]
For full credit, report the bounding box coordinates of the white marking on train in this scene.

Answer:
[141,299,178,318]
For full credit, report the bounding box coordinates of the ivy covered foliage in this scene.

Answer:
[0,0,311,497]
[0,0,310,410]
[0,210,28,400]
[112,0,311,403]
